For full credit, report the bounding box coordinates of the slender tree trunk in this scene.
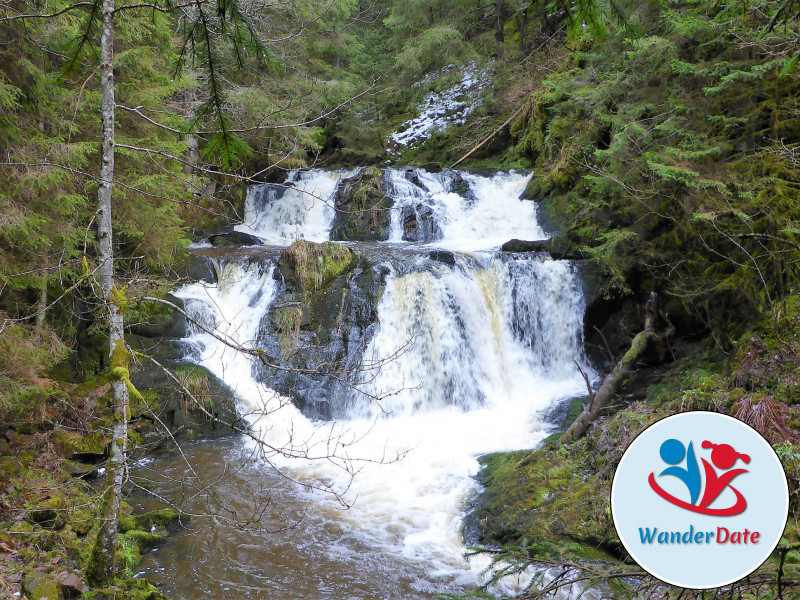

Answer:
[516,7,528,54]
[182,70,199,175]
[88,0,129,585]
[495,0,505,58]
[34,273,47,332]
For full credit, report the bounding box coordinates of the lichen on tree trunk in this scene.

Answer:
[87,0,129,585]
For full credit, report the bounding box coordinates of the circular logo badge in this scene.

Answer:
[611,411,788,589]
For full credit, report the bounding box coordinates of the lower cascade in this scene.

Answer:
[141,167,593,598]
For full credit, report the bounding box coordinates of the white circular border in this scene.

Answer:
[610,411,790,589]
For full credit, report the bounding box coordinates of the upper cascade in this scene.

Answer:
[235,167,541,251]
[385,168,542,250]
[236,169,358,245]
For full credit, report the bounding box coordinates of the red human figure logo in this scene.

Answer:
[648,439,750,516]
[698,441,750,512]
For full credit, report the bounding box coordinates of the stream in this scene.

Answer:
[132,168,592,599]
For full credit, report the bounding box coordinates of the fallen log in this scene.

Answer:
[560,292,674,443]
[450,104,527,169]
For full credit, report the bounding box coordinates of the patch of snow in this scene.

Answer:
[388,63,489,151]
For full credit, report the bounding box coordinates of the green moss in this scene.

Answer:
[22,571,64,600]
[473,445,619,560]
[133,508,186,531]
[83,578,170,600]
[279,240,357,297]
[117,529,169,577]
[275,304,303,354]
[330,168,393,241]
[0,456,23,476]
[26,496,65,528]
[10,521,35,533]
[111,364,144,402]
[118,513,137,533]
[52,429,109,458]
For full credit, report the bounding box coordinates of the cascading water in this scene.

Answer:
[385,169,543,250]
[139,168,593,599]
[236,169,358,244]
[350,255,584,418]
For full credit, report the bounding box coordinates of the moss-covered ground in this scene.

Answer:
[0,376,188,598]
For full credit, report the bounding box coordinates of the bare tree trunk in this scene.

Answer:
[182,71,199,175]
[560,293,674,444]
[495,0,505,58]
[516,7,528,53]
[451,103,526,168]
[87,0,129,585]
[34,273,47,332]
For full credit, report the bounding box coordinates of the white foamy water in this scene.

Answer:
[235,169,357,245]
[386,169,542,251]
[175,256,588,591]
[171,167,592,596]
[350,256,585,418]
[173,261,320,457]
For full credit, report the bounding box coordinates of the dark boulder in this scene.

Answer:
[402,204,440,242]
[127,293,187,339]
[258,251,388,420]
[501,236,586,260]
[429,250,456,267]
[208,231,263,247]
[175,252,218,283]
[128,335,241,441]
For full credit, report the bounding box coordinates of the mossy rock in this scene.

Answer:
[63,527,94,567]
[22,571,64,600]
[63,460,98,478]
[66,507,93,536]
[83,577,170,600]
[0,456,23,476]
[133,508,186,532]
[329,168,393,241]
[10,520,35,533]
[119,578,171,600]
[124,529,169,553]
[469,445,620,560]
[52,430,108,461]
[278,240,357,297]
[118,513,137,533]
[26,497,65,529]
[117,529,169,576]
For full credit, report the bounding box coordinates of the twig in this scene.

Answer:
[593,325,614,365]
[574,360,595,403]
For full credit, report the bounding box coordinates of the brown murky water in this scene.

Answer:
[131,437,479,600]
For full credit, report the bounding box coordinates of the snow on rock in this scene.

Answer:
[388,63,489,151]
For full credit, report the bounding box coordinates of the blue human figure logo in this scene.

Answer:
[658,438,701,505]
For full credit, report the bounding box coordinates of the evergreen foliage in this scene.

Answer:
[507,0,800,346]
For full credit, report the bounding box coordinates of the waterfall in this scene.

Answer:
[173,259,319,454]
[169,167,592,595]
[386,169,543,250]
[235,169,358,244]
[349,255,584,418]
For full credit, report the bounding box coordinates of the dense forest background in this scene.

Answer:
[1,0,799,598]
